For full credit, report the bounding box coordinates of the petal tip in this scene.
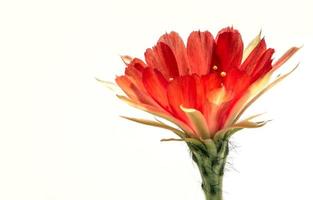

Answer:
[120,55,133,65]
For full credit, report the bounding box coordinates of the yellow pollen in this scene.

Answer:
[212,66,218,70]
[220,71,227,77]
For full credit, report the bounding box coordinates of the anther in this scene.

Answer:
[220,71,226,77]
[212,66,218,70]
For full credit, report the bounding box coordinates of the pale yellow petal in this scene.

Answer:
[180,105,211,139]
[116,95,194,134]
[120,55,133,65]
[96,78,124,94]
[242,31,262,62]
[121,116,186,138]
[233,63,299,123]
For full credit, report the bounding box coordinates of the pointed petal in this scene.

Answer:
[187,31,214,75]
[240,38,267,74]
[272,47,300,71]
[251,48,275,80]
[120,55,133,65]
[232,120,268,128]
[243,113,266,121]
[233,63,299,122]
[116,95,194,134]
[96,78,124,94]
[180,106,211,139]
[121,116,186,138]
[160,138,184,142]
[242,31,262,62]
[222,72,271,127]
[215,27,244,71]
[215,117,270,138]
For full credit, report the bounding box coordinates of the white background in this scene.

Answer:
[0,0,312,199]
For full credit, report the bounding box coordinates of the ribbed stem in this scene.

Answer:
[189,139,229,200]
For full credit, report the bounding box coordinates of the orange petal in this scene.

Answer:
[187,31,214,75]
[115,75,154,105]
[115,76,140,101]
[142,68,170,110]
[202,101,219,134]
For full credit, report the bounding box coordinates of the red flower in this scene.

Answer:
[114,27,299,139]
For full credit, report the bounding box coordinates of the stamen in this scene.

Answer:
[220,71,226,77]
[212,66,218,70]
[169,78,174,81]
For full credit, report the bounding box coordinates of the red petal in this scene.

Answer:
[158,32,190,75]
[142,68,170,110]
[216,70,252,130]
[216,99,239,131]
[126,58,146,71]
[123,58,160,106]
[251,48,275,81]
[167,76,198,122]
[215,27,243,72]
[201,73,221,91]
[223,68,252,95]
[240,38,267,74]
[125,58,146,86]
[144,42,179,79]
[187,31,215,75]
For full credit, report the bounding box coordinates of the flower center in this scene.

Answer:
[212,66,227,77]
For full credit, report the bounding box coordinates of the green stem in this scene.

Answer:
[188,139,229,200]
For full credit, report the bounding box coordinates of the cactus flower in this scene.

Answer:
[101,27,299,200]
